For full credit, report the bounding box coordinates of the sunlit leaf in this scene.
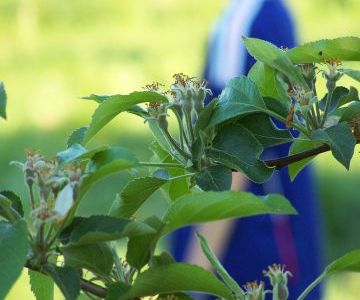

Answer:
[61,243,114,277]
[287,37,360,63]
[0,220,28,299]
[162,191,296,235]
[82,91,168,144]
[243,37,308,89]
[61,215,155,245]
[43,265,80,300]
[29,269,54,300]
[208,76,268,127]
[117,263,233,300]
[343,68,360,82]
[126,216,164,270]
[67,127,88,147]
[311,123,356,169]
[288,138,322,181]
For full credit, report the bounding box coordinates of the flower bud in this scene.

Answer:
[146,102,169,130]
[263,264,292,300]
[170,73,212,116]
[323,58,343,92]
[244,281,267,300]
[298,63,316,85]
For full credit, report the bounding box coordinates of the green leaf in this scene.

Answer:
[77,294,94,300]
[126,216,164,270]
[79,147,138,199]
[339,101,360,122]
[248,62,289,102]
[110,177,169,218]
[311,122,356,169]
[287,37,360,63]
[126,104,150,118]
[57,144,108,165]
[243,37,308,89]
[208,76,267,127]
[196,233,243,297]
[337,86,359,106]
[0,82,7,120]
[117,263,233,300]
[57,144,87,164]
[195,98,218,131]
[0,190,24,217]
[150,251,176,267]
[288,138,323,181]
[61,215,155,245]
[319,86,359,113]
[166,172,190,201]
[297,249,360,300]
[238,113,293,147]
[82,91,168,144]
[343,68,360,82]
[84,94,153,118]
[207,124,273,183]
[29,269,54,300]
[106,283,130,300]
[325,249,360,275]
[263,97,290,120]
[157,293,195,300]
[67,127,88,147]
[162,191,296,235]
[61,243,114,276]
[0,220,28,299]
[82,94,110,103]
[43,265,80,300]
[195,165,232,191]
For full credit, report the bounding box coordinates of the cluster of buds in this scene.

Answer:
[323,58,343,92]
[243,281,267,300]
[170,73,212,118]
[143,74,213,158]
[263,264,292,300]
[143,82,169,130]
[146,101,169,130]
[11,151,84,226]
[298,63,317,88]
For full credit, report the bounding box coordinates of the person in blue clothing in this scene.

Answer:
[171,1,323,299]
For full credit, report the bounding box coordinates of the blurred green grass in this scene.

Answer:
[1,0,360,299]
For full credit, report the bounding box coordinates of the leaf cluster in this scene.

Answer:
[0,37,360,300]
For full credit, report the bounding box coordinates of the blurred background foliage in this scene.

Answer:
[0,0,359,299]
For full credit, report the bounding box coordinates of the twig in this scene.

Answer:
[264,144,330,170]
[80,278,107,298]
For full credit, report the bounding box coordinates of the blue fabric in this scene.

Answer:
[171,1,323,299]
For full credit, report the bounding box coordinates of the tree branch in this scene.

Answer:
[264,143,330,170]
[80,278,107,298]
[264,139,360,170]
